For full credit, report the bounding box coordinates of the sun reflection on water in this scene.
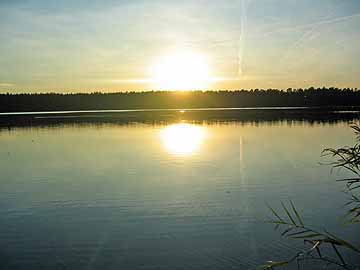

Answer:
[160,123,206,156]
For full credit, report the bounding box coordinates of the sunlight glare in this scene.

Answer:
[160,123,206,156]
[151,52,211,90]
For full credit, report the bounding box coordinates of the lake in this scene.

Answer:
[0,110,359,269]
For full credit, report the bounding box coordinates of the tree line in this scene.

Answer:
[0,87,359,112]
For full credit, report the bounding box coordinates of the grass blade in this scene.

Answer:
[281,201,297,226]
[267,203,285,223]
[290,200,304,227]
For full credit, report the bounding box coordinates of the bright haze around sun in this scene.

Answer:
[150,51,212,91]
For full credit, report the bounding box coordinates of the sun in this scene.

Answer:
[151,51,211,90]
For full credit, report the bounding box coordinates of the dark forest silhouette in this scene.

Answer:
[1,87,359,112]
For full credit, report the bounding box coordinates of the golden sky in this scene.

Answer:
[0,0,359,92]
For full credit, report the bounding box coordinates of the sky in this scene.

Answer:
[0,0,359,92]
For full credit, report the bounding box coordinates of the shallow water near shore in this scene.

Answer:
[0,115,359,269]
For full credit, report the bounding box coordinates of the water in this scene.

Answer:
[0,117,359,269]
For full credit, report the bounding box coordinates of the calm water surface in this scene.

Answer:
[0,120,359,269]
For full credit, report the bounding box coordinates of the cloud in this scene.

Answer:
[99,78,154,84]
[0,83,15,87]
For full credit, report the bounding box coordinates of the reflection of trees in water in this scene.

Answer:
[1,107,359,131]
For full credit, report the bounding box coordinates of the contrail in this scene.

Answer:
[284,10,337,58]
[280,9,352,66]
[263,12,360,37]
[238,0,250,76]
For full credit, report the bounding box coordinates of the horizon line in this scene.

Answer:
[0,86,359,95]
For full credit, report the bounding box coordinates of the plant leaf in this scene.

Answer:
[262,261,289,269]
[281,201,297,226]
[290,200,304,227]
[267,203,285,223]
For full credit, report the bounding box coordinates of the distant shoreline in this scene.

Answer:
[1,88,360,113]
[0,106,343,116]
[1,105,360,116]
